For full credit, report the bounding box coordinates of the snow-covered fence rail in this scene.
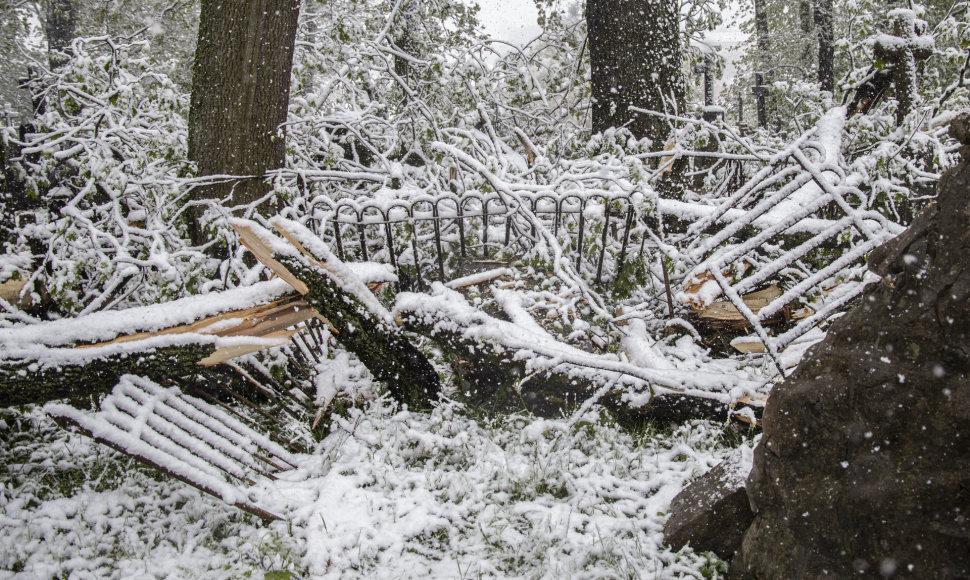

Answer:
[666,108,906,375]
[295,187,647,291]
[46,375,297,521]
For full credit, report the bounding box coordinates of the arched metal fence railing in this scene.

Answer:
[272,111,907,379]
[299,189,648,291]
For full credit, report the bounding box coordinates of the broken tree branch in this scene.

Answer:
[231,218,441,409]
[0,341,216,408]
[0,283,304,408]
[396,283,763,421]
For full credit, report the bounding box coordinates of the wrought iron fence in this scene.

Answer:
[277,113,905,379]
[301,189,649,291]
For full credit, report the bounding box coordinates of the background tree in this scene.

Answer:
[45,0,76,70]
[586,0,685,148]
[392,0,420,87]
[0,2,45,117]
[815,0,834,94]
[752,0,770,127]
[77,0,200,89]
[187,0,301,244]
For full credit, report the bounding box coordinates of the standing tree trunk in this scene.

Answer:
[187,0,301,245]
[873,9,933,125]
[799,0,815,78]
[587,0,685,149]
[815,0,834,94]
[753,0,771,128]
[799,0,813,35]
[45,0,76,71]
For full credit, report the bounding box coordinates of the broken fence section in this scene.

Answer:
[673,109,905,375]
[299,189,647,291]
[46,375,299,521]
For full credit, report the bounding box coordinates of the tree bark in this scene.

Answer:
[799,0,815,77]
[280,256,442,410]
[587,0,685,148]
[0,343,215,408]
[393,0,419,88]
[815,0,834,94]
[799,0,814,34]
[45,0,76,71]
[753,0,770,128]
[187,0,301,245]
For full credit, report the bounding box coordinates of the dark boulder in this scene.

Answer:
[664,446,755,560]
[731,117,970,578]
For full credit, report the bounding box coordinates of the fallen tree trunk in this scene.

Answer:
[0,281,303,408]
[396,284,762,424]
[232,218,441,410]
[0,342,215,408]
[405,312,760,424]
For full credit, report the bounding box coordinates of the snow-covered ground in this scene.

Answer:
[0,399,755,578]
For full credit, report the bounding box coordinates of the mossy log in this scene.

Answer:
[280,256,441,409]
[232,219,440,410]
[397,310,760,425]
[409,319,591,417]
[0,343,215,408]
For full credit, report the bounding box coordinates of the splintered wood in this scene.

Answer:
[234,223,310,294]
[698,284,784,328]
[76,295,319,367]
[730,335,768,354]
[59,218,410,370]
[686,283,812,332]
[232,221,396,294]
[681,279,815,354]
[0,277,30,309]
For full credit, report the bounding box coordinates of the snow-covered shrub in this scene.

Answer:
[843,109,955,223]
[7,37,203,315]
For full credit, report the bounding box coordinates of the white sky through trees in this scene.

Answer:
[474,0,541,45]
[473,0,748,101]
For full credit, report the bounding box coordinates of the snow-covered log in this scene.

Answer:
[0,341,216,408]
[0,280,301,407]
[232,218,441,410]
[396,283,763,423]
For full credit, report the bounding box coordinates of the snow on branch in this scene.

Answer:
[396,283,763,405]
